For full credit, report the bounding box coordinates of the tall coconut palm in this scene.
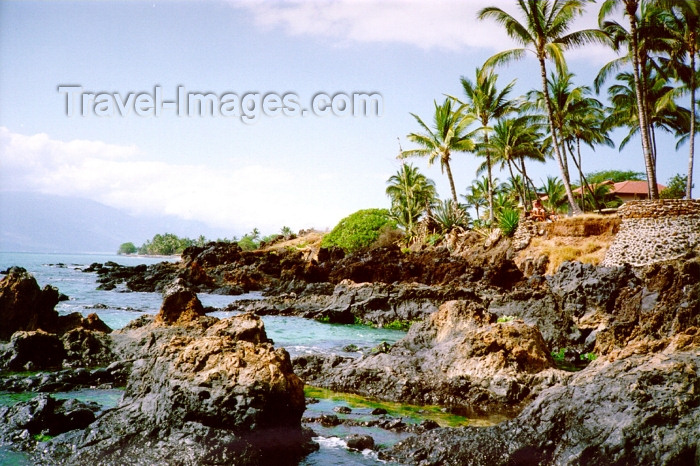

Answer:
[386,163,437,237]
[401,98,476,204]
[599,0,662,198]
[528,71,615,210]
[658,0,698,198]
[451,66,516,224]
[479,0,607,214]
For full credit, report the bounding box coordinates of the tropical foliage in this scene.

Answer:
[479,0,606,213]
[452,66,516,223]
[117,242,137,255]
[498,208,521,237]
[431,200,471,233]
[136,233,204,256]
[660,173,691,199]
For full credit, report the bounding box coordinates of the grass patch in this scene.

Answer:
[522,236,612,274]
[497,315,517,323]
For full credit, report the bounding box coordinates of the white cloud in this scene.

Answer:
[233,0,620,64]
[0,127,345,234]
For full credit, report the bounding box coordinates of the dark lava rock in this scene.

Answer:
[60,328,115,368]
[346,434,374,451]
[333,406,351,414]
[318,414,341,427]
[1,330,66,371]
[371,408,387,415]
[383,350,700,466]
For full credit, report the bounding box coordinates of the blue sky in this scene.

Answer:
[1,0,696,238]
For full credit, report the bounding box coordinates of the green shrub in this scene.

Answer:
[321,208,396,253]
[498,208,520,237]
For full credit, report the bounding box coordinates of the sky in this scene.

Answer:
[0,0,696,239]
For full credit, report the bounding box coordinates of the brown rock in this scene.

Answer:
[155,279,206,325]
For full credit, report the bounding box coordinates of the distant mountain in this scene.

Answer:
[0,191,232,253]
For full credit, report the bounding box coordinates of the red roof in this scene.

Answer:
[612,180,666,195]
[571,180,666,195]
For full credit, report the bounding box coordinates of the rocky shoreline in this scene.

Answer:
[1,225,699,464]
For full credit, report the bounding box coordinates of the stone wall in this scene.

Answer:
[602,200,700,267]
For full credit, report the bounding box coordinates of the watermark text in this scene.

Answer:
[58,85,383,122]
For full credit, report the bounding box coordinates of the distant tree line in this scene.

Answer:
[117,227,295,255]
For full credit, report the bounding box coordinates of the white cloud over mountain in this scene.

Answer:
[0,127,343,234]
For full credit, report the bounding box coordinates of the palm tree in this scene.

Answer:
[487,115,547,208]
[451,66,516,224]
[599,0,662,198]
[461,176,491,221]
[401,98,476,204]
[540,176,568,213]
[479,0,606,214]
[659,0,698,199]
[386,163,437,237]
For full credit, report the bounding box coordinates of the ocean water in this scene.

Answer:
[0,252,422,464]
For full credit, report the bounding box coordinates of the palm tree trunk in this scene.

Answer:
[539,57,581,214]
[485,132,495,224]
[626,1,659,199]
[688,37,696,199]
[517,156,538,210]
[444,159,458,204]
[573,139,603,212]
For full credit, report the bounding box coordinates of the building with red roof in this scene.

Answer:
[572,180,666,203]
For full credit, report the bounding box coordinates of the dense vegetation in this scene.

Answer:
[384,0,696,246]
[320,209,397,253]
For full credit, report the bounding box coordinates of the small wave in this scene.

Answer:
[313,436,347,449]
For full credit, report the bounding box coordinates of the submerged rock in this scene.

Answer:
[0,394,101,452]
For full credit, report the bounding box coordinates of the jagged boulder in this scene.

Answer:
[155,278,206,325]
[294,300,564,416]
[0,395,101,452]
[1,330,66,371]
[0,267,60,340]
